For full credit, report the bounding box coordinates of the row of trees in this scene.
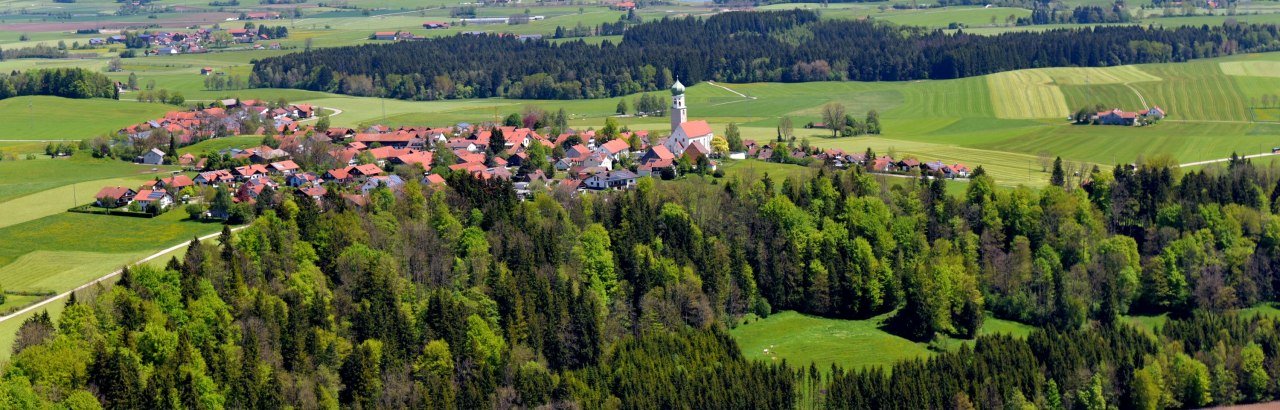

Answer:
[252,10,1280,100]
[0,68,117,100]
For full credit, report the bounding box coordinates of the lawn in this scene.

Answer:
[179,135,266,156]
[0,96,174,141]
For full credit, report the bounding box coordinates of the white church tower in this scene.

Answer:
[662,78,714,157]
[670,79,687,133]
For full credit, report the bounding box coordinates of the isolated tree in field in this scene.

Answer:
[1038,151,1053,172]
[725,122,743,152]
[865,110,881,134]
[616,98,628,115]
[1051,157,1065,187]
[108,57,122,72]
[127,72,138,90]
[821,103,845,137]
[778,116,793,139]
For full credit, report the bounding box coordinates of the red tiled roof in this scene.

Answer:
[677,120,713,137]
[424,174,446,185]
[599,138,630,154]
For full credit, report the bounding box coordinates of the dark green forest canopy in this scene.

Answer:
[251,10,1280,100]
[14,156,1280,408]
[0,68,118,100]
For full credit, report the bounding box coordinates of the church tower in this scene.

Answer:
[670,79,687,133]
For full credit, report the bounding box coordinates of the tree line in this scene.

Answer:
[0,68,117,100]
[251,10,1280,101]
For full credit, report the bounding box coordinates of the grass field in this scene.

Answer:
[0,155,180,203]
[730,310,1035,371]
[0,96,174,141]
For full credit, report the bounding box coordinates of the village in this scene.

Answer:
[91,81,975,219]
[88,19,289,56]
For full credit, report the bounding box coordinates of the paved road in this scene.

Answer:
[0,225,246,324]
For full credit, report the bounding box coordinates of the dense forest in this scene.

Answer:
[9,150,1280,407]
[0,68,118,100]
[251,10,1280,100]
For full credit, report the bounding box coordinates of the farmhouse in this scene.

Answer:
[1096,109,1138,126]
[423,21,451,29]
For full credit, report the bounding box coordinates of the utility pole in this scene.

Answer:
[72,182,77,207]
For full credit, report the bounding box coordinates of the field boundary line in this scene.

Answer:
[0,225,246,325]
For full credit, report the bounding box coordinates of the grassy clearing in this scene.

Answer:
[730,310,1036,371]
[730,311,934,370]
[0,96,174,141]
[0,175,160,230]
[987,69,1071,119]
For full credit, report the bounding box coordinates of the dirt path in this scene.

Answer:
[0,225,246,325]
[1180,151,1280,168]
[1123,82,1149,109]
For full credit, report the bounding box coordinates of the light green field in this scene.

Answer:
[987,69,1071,119]
[730,310,1035,370]
[1220,61,1280,78]
[0,96,174,141]
[178,135,266,155]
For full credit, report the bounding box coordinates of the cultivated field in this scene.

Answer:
[987,69,1071,119]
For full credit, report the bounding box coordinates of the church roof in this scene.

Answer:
[676,120,712,138]
[671,79,685,96]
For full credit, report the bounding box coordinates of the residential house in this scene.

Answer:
[133,189,173,211]
[584,170,638,190]
[141,148,166,165]
[95,186,137,208]
[269,160,300,175]
[360,175,405,194]
[195,169,234,185]
[154,175,195,193]
[286,172,321,187]
[1140,106,1166,121]
[233,164,270,181]
[596,138,631,160]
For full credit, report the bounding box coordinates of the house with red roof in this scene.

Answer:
[1096,108,1139,126]
[133,189,173,211]
[95,186,137,208]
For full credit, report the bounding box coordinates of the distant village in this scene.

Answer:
[91,82,973,218]
[88,19,288,56]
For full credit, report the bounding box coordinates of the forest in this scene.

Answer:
[251,10,1280,100]
[0,68,118,100]
[8,149,1280,408]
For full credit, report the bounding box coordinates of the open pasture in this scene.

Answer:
[0,96,173,141]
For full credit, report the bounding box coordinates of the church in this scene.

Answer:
[661,80,715,157]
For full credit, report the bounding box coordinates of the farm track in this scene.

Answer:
[0,225,247,325]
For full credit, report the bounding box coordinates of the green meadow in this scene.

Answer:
[0,96,174,141]
[730,310,1035,371]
